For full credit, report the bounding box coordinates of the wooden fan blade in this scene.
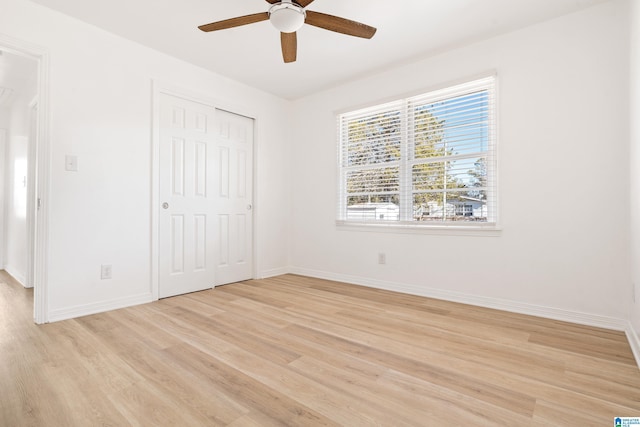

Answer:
[198,12,269,32]
[281,32,297,63]
[305,11,376,39]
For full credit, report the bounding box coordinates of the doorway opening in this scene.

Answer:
[0,35,50,323]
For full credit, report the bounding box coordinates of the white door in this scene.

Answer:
[159,94,217,298]
[158,94,254,298]
[213,109,254,286]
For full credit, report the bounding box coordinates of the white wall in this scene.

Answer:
[3,100,28,284]
[290,1,631,322]
[629,0,640,341]
[1,0,291,319]
[3,89,37,286]
[4,130,28,285]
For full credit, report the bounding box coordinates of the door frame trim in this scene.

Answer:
[0,33,51,323]
[151,81,258,300]
[26,96,38,289]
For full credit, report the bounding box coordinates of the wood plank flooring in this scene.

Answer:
[1,270,639,426]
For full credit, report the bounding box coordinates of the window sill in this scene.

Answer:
[336,220,502,237]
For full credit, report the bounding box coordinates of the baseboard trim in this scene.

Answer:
[626,322,640,369]
[3,265,28,288]
[48,292,154,323]
[289,267,628,332]
[258,267,291,279]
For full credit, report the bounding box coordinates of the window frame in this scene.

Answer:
[336,74,499,233]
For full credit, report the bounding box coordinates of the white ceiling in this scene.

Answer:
[29,0,608,100]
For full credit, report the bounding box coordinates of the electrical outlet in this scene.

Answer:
[101,264,112,280]
[378,253,386,265]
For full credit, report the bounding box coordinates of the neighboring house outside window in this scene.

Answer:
[337,75,497,229]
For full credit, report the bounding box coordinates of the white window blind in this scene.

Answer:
[338,76,497,227]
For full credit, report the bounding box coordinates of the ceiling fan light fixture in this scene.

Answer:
[269,3,306,33]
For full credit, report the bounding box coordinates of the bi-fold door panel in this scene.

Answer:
[159,95,216,298]
[214,109,254,286]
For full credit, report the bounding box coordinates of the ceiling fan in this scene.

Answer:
[198,0,377,63]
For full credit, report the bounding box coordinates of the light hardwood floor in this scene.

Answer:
[1,270,639,426]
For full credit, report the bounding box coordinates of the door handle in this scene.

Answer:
[162,202,169,209]
[247,204,252,211]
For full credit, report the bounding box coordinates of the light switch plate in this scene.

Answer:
[65,155,78,172]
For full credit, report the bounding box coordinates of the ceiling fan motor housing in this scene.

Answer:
[269,2,306,33]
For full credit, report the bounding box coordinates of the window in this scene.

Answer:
[337,76,497,228]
